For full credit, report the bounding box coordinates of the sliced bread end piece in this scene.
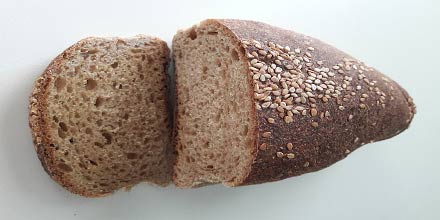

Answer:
[29,36,171,197]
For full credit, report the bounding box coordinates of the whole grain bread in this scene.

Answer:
[29,36,171,197]
[172,19,416,188]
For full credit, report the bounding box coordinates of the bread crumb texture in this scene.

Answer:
[29,36,171,197]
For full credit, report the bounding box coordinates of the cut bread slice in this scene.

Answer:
[172,19,416,188]
[29,36,171,197]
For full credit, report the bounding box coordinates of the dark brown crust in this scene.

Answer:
[212,19,416,185]
[29,36,170,197]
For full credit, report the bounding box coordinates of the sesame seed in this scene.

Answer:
[276,152,284,158]
[311,122,319,127]
[307,47,315,51]
[261,102,270,108]
[287,143,293,150]
[325,111,331,117]
[259,143,268,151]
[338,106,345,111]
[258,50,267,56]
[275,67,283,73]
[284,116,294,123]
[287,153,295,159]
[253,62,264,68]
[304,162,310,167]
[345,149,350,154]
[359,103,366,109]
[348,114,354,120]
[310,108,317,117]
[262,132,271,138]
[294,48,301,53]
[267,117,275,124]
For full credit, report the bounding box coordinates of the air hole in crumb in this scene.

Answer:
[69,138,74,144]
[74,112,80,118]
[53,116,59,123]
[111,62,119,68]
[231,49,239,61]
[58,163,73,172]
[207,31,218,35]
[136,94,142,101]
[87,49,98,54]
[54,77,66,92]
[147,56,153,64]
[137,63,142,72]
[96,119,103,126]
[139,74,144,80]
[84,175,92,181]
[94,142,104,147]
[207,165,214,169]
[59,122,68,131]
[215,59,222,67]
[201,66,208,80]
[141,55,146,61]
[203,141,210,148]
[131,48,143,53]
[226,46,230,51]
[241,125,249,135]
[85,79,97,90]
[58,128,66,138]
[188,28,197,40]
[126,153,138,160]
[102,132,112,144]
[95,96,105,107]
[85,128,93,135]
[67,86,73,93]
[89,160,98,166]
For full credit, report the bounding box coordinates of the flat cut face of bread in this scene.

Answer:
[173,22,257,188]
[173,19,416,188]
[29,36,171,197]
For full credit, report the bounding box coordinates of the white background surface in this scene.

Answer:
[0,0,438,219]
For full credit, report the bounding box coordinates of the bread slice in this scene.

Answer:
[172,19,416,188]
[29,36,171,197]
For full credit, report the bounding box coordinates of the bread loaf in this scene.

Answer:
[29,36,171,197]
[172,19,416,188]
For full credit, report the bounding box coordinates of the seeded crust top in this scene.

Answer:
[211,19,416,185]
